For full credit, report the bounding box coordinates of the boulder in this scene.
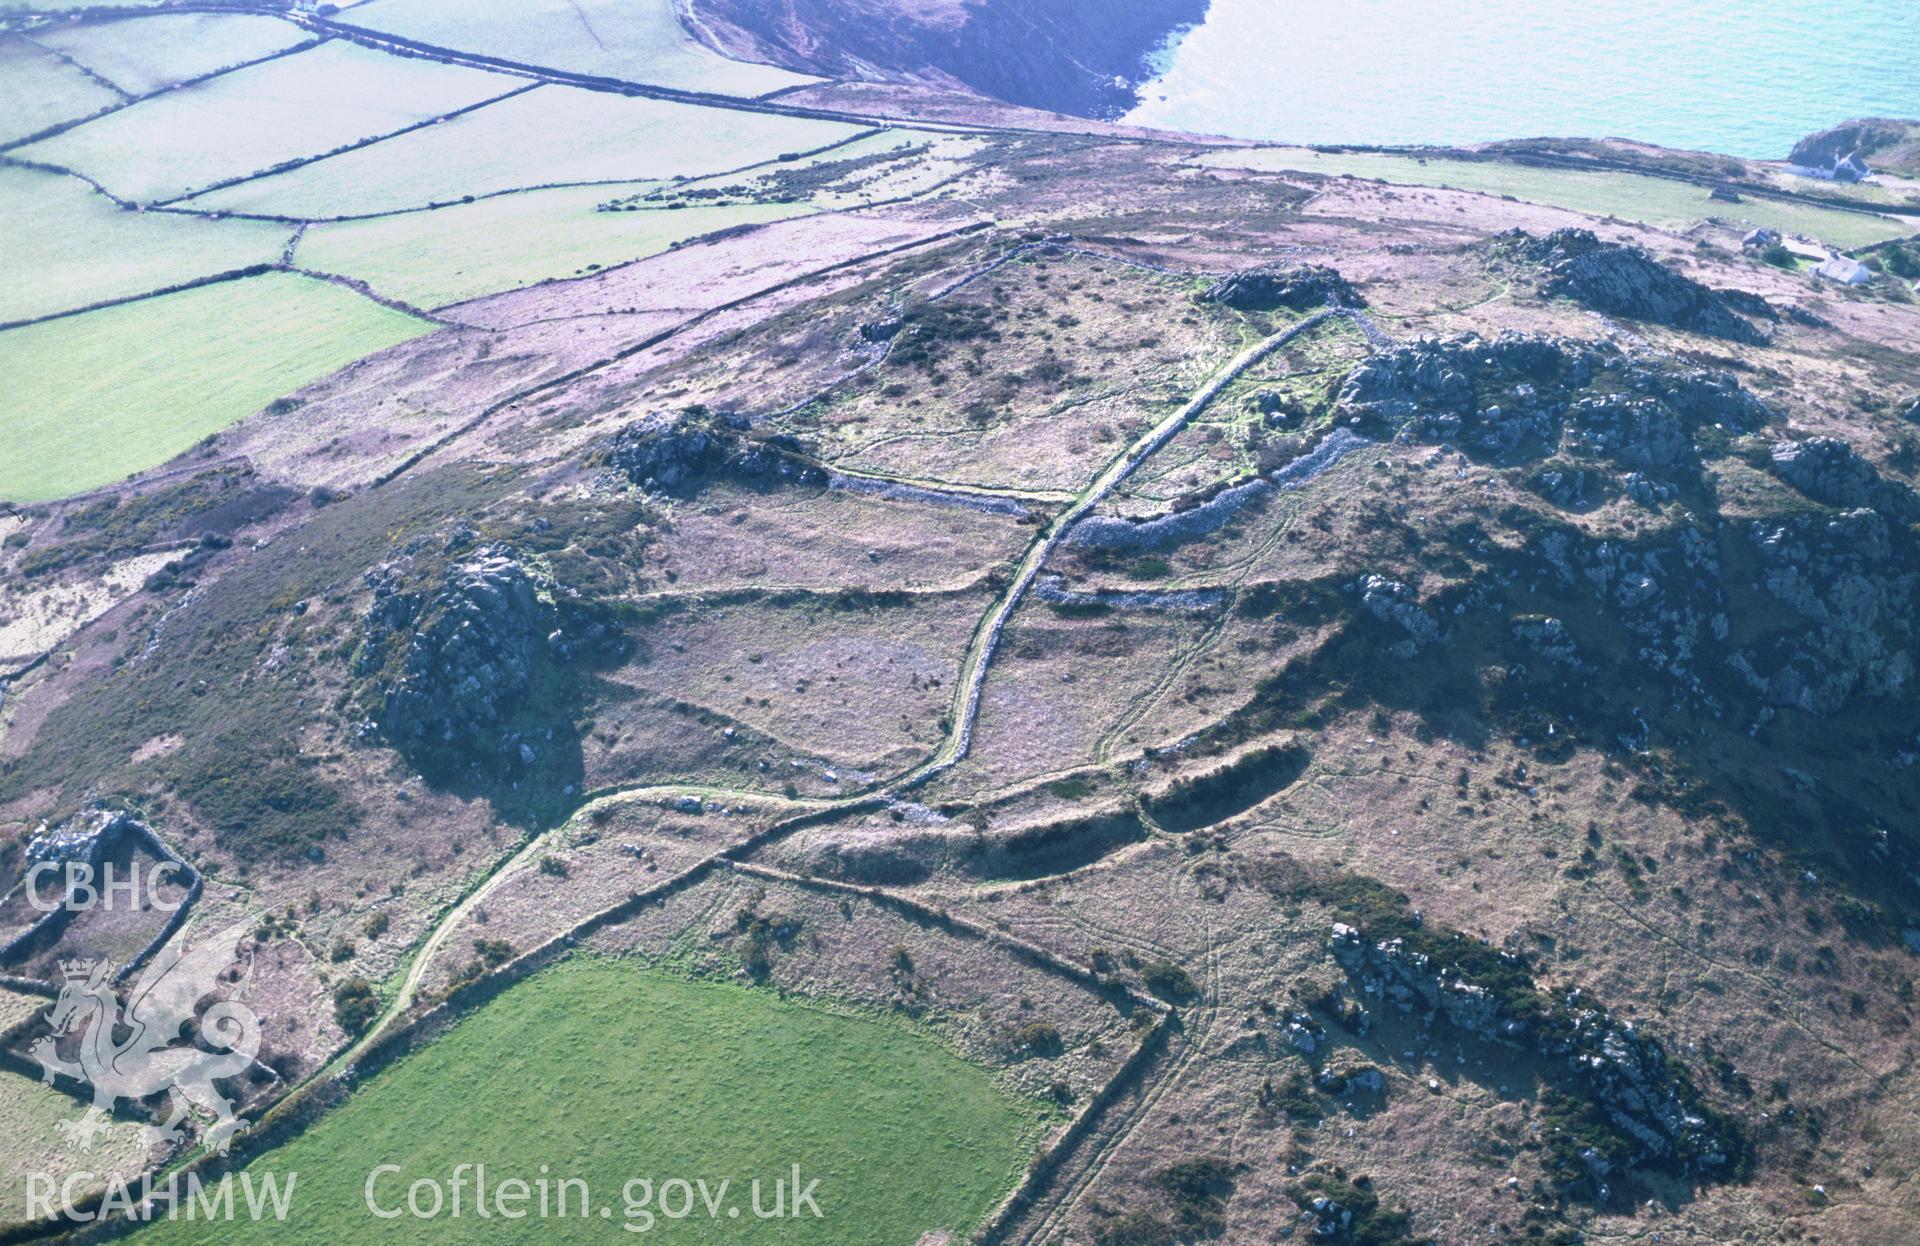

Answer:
[1526,464,1609,510]
[1254,389,1311,428]
[1356,574,1441,657]
[1511,615,1584,668]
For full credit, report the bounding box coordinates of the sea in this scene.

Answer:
[1124,0,1920,160]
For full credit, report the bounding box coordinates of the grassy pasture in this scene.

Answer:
[137,960,1037,1244]
[348,0,818,97]
[0,272,432,503]
[0,1069,150,1230]
[0,164,291,324]
[0,34,123,146]
[296,186,813,308]
[1197,146,1911,248]
[36,13,314,96]
[18,39,518,204]
[190,85,870,219]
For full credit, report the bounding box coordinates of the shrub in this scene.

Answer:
[1012,1021,1064,1058]
[473,937,514,967]
[169,734,359,863]
[1155,1156,1234,1238]
[1142,959,1197,1001]
[1284,1173,1421,1245]
[332,978,380,1033]
[1094,1210,1177,1246]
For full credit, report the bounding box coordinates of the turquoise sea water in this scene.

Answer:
[1126,0,1919,159]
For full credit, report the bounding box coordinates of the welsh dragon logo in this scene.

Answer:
[28,921,261,1155]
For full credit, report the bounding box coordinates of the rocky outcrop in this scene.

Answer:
[1527,522,1729,710]
[358,546,627,783]
[1329,923,1740,1179]
[1789,118,1920,181]
[608,411,823,494]
[1337,331,1594,456]
[1498,229,1769,343]
[1524,504,1919,718]
[1736,510,1918,714]
[1335,332,1771,473]
[1199,263,1361,312]
[1330,332,1920,719]
[1770,437,1920,522]
[1354,574,1442,657]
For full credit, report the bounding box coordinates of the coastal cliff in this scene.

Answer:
[689,0,1208,116]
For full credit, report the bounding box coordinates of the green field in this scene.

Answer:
[0,35,123,146]
[297,188,814,308]
[0,1069,149,1230]
[1198,147,1912,248]
[190,85,870,219]
[18,40,518,204]
[348,0,818,97]
[0,165,292,324]
[136,961,1039,1244]
[37,13,315,96]
[0,272,433,503]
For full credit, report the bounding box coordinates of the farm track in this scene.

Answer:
[895,307,1357,789]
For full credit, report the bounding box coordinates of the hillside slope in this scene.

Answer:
[690,0,1205,116]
